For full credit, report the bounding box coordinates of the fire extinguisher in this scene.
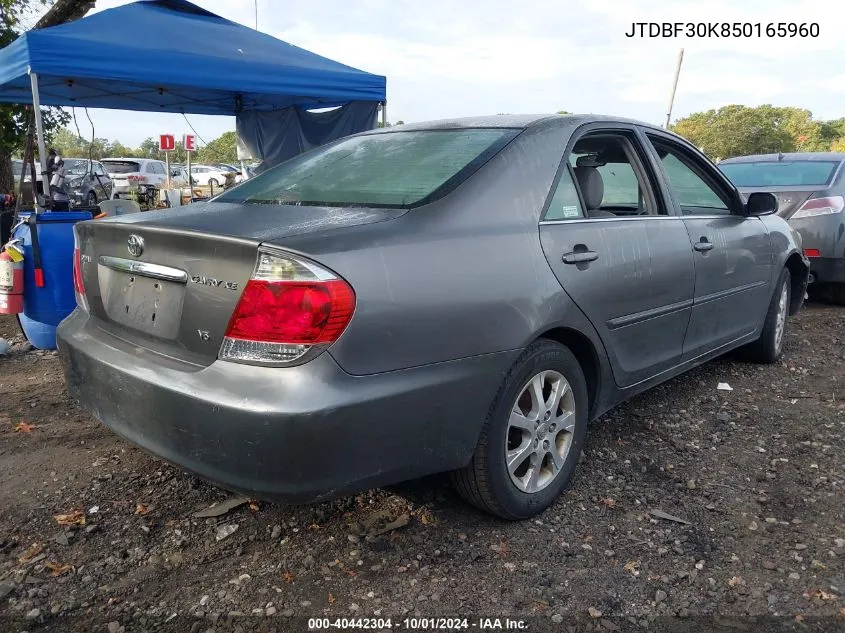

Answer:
[0,242,24,315]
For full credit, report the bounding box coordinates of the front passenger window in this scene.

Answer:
[649,139,731,216]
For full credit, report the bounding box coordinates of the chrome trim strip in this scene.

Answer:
[540,216,681,225]
[540,213,743,225]
[98,256,188,284]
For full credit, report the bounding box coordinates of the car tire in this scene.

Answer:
[451,339,588,520]
[740,267,791,364]
[208,178,220,188]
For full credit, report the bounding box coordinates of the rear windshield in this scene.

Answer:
[719,160,839,187]
[64,159,91,176]
[102,161,141,174]
[216,129,520,208]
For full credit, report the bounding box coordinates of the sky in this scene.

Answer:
[42,0,843,148]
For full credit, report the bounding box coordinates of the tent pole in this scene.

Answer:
[29,71,50,202]
[381,101,386,128]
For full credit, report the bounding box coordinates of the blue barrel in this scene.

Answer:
[12,210,93,349]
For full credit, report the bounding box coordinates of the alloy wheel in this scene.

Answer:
[505,370,576,493]
[774,282,788,353]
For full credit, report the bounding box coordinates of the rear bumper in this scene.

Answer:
[56,310,511,504]
[807,256,845,284]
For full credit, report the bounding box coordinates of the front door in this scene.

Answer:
[539,127,695,388]
[641,132,773,360]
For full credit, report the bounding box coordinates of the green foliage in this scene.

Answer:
[47,127,246,165]
[1,0,68,192]
[671,105,845,159]
[195,130,237,164]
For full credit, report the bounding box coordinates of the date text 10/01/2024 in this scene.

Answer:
[308,618,528,630]
[625,22,820,38]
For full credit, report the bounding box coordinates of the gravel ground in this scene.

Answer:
[0,304,843,633]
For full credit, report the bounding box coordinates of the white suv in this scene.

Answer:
[102,158,169,198]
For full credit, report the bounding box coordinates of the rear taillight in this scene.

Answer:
[791,196,844,219]
[127,174,147,183]
[72,241,88,312]
[220,249,356,365]
[804,248,821,258]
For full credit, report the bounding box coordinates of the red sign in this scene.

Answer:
[159,134,175,152]
[183,134,196,152]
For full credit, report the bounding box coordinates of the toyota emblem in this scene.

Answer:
[127,234,144,257]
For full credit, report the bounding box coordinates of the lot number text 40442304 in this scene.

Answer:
[625,22,819,38]
[308,618,528,630]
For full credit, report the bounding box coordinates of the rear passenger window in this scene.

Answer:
[596,162,641,206]
[543,169,583,221]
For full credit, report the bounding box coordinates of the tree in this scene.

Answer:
[195,131,237,164]
[672,105,794,159]
[671,105,845,159]
[104,140,135,158]
[830,137,845,153]
[0,0,91,193]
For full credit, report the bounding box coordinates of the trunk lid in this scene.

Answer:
[736,186,825,219]
[76,201,404,367]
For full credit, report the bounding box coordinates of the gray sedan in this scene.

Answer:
[57,115,809,519]
[719,152,845,304]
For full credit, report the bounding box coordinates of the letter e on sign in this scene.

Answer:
[159,134,175,152]
[183,134,196,152]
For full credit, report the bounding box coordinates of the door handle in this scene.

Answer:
[693,239,714,252]
[562,250,599,264]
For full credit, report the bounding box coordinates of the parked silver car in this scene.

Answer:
[63,158,113,206]
[720,152,845,304]
[9,157,112,207]
[58,115,809,519]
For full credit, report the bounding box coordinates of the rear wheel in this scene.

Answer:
[741,268,790,363]
[451,340,588,520]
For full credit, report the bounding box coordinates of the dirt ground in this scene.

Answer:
[0,304,843,633]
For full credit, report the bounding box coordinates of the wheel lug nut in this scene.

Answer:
[543,440,549,450]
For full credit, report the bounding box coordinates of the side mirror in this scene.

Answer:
[745,191,778,216]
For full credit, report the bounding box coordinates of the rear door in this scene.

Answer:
[539,125,695,388]
[640,131,773,360]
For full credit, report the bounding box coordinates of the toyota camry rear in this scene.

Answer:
[57,121,532,507]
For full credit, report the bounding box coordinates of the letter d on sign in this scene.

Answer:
[159,134,175,152]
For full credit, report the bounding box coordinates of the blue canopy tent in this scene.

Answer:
[0,0,387,177]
